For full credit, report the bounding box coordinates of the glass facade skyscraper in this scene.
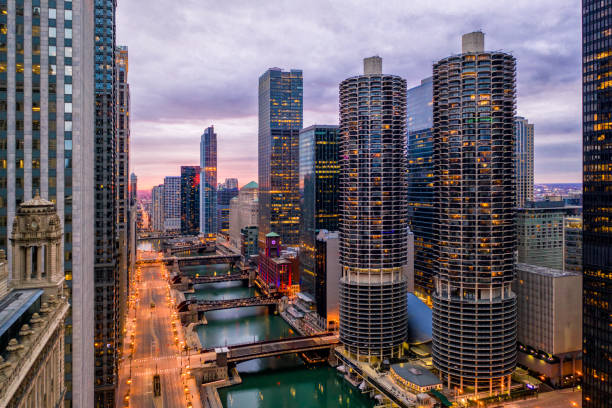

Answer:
[181,165,200,235]
[298,125,339,319]
[257,68,302,247]
[217,179,238,237]
[515,116,534,208]
[432,32,517,394]
[583,1,612,405]
[338,57,408,360]
[0,1,95,406]
[407,77,435,302]
[94,0,118,404]
[199,125,217,236]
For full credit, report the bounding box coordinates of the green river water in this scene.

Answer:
[181,264,375,408]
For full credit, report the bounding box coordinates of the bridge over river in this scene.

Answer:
[178,295,283,324]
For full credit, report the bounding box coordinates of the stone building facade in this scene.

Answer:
[0,196,69,407]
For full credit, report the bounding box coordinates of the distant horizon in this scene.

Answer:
[135,181,583,199]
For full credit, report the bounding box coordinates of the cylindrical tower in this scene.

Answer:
[338,57,408,361]
[432,32,517,393]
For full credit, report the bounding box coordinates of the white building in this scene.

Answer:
[229,181,258,251]
[163,176,181,231]
[151,184,165,232]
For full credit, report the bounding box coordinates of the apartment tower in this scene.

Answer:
[338,57,408,360]
[432,32,517,393]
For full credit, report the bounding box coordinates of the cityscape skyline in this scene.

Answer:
[0,1,599,407]
[118,0,581,190]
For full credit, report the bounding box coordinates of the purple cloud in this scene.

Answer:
[117,0,581,190]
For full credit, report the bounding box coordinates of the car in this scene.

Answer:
[150,302,156,309]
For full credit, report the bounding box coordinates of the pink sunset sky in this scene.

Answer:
[117,0,581,191]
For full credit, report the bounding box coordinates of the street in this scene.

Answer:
[501,388,581,408]
[117,251,202,408]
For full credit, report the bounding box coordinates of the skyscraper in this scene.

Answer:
[298,125,339,320]
[151,184,165,231]
[217,179,238,238]
[338,57,408,359]
[181,166,200,235]
[229,181,258,251]
[94,0,118,403]
[115,44,131,364]
[583,1,612,405]
[225,177,238,190]
[0,1,95,406]
[200,126,217,236]
[130,172,137,204]
[257,68,302,247]
[515,116,534,207]
[432,32,517,393]
[517,201,580,270]
[163,175,181,231]
[407,77,435,302]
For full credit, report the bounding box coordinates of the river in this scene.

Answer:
[183,263,374,408]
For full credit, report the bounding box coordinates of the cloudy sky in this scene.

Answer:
[117,0,581,191]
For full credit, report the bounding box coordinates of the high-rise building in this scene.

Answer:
[515,117,534,207]
[240,225,259,259]
[94,0,118,403]
[514,264,582,387]
[199,126,217,236]
[225,177,238,189]
[151,184,165,231]
[583,2,612,405]
[229,181,258,251]
[163,176,181,231]
[0,2,95,406]
[115,44,131,360]
[257,68,302,247]
[298,125,339,318]
[130,172,137,203]
[432,33,517,393]
[338,57,408,359]
[407,77,435,302]
[217,180,238,238]
[313,230,341,330]
[181,166,200,235]
[564,216,582,273]
[516,201,580,270]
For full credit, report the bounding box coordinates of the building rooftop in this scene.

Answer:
[0,289,43,338]
[266,232,280,238]
[516,263,581,278]
[242,181,258,190]
[300,124,339,133]
[390,363,442,388]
